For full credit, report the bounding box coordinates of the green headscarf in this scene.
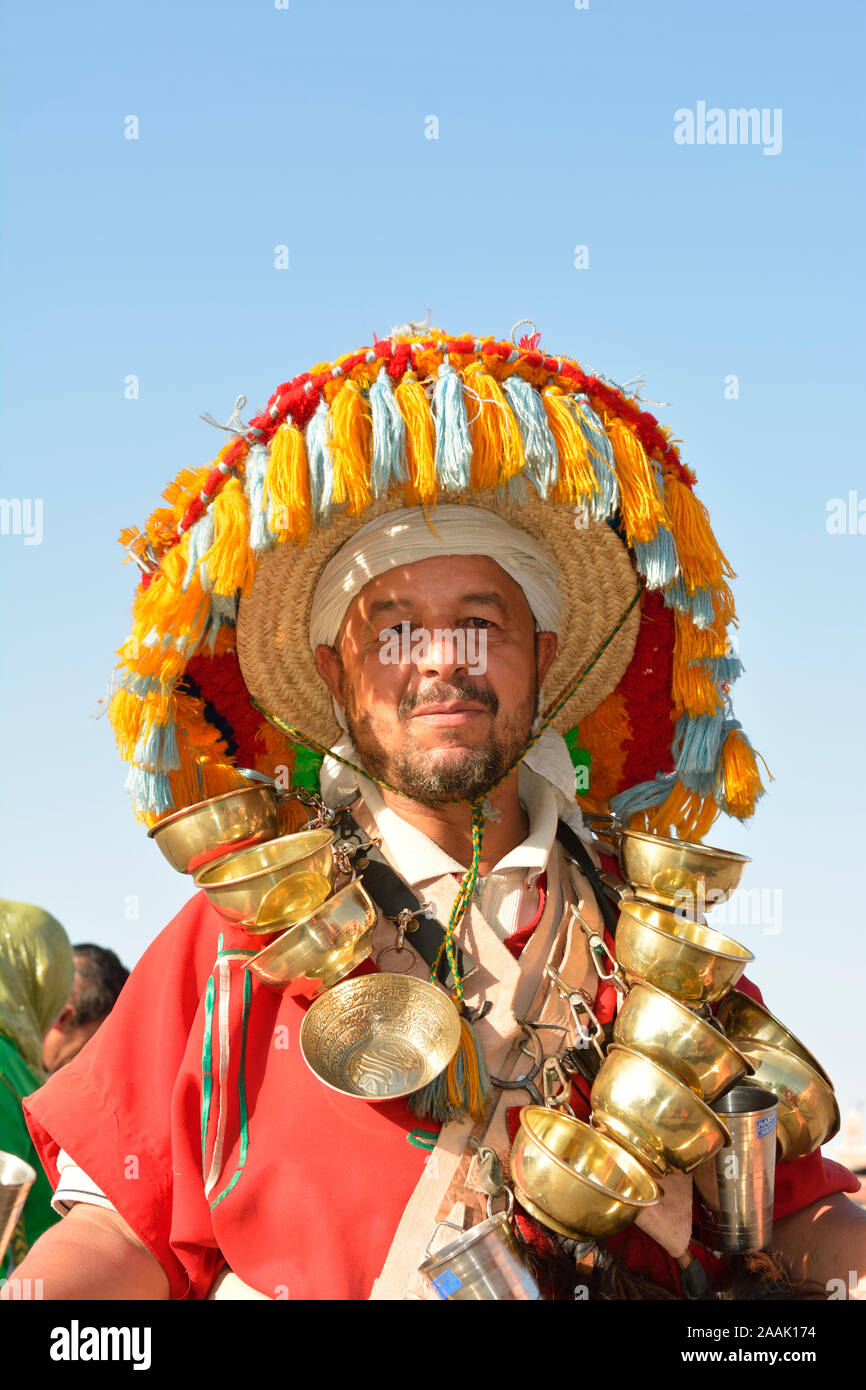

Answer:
[0,900,74,1079]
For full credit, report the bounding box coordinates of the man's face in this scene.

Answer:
[314,554,558,803]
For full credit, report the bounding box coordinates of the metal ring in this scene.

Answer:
[375,944,418,974]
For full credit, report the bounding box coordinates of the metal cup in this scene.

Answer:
[419,1198,542,1301]
[0,1151,37,1268]
[694,1085,778,1252]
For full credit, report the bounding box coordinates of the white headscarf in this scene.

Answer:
[310,505,590,842]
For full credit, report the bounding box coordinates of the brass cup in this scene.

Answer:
[300,974,462,1103]
[510,1107,661,1240]
[590,1044,733,1175]
[613,982,753,1103]
[193,828,334,930]
[617,829,749,912]
[148,785,280,874]
[615,899,753,1005]
[714,990,834,1090]
[735,1039,841,1162]
[246,880,378,998]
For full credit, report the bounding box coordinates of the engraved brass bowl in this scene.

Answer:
[246,880,378,997]
[510,1107,662,1239]
[613,983,753,1103]
[714,990,834,1090]
[300,974,462,1102]
[615,900,754,1005]
[193,828,334,930]
[736,1040,841,1161]
[617,829,749,911]
[148,785,280,875]
[590,1045,733,1175]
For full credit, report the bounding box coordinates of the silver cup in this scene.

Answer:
[694,1085,778,1252]
[419,1201,542,1301]
[0,1151,37,1268]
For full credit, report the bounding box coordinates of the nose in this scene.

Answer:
[413,627,468,681]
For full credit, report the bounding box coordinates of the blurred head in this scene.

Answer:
[0,899,73,1079]
[41,944,129,1075]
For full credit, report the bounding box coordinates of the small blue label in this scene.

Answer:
[431,1269,463,1299]
[756,1112,777,1138]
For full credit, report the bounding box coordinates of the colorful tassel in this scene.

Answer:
[265,421,311,543]
[502,374,559,498]
[717,722,768,818]
[242,444,278,553]
[633,527,680,590]
[664,577,716,629]
[328,381,371,516]
[611,772,677,821]
[664,471,735,593]
[182,512,215,592]
[198,478,256,598]
[369,366,409,496]
[673,712,727,795]
[541,388,598,507]
[305,399,335,522]
[604,416,669,546]
[409,1011,492,1124]
[571,396,619,520]
[465,369,525,489]
[395,371,437,503]
[432,361,473,491]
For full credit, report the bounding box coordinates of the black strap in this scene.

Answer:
[554,820,620,937]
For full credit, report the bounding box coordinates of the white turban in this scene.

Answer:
[310,504,592,845]
[308,505,562,651]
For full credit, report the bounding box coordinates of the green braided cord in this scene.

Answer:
[251,588,642,1001]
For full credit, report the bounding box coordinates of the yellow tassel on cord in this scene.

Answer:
[673,610,729,667]
[641,781,721,841]
[663,470,735,593]
[720,728,768,819]
[604,417,668,546]
[464,368,525,488]
[199,478,256,597]
[395,372,437,503]
[265,422,311,543]
[542,388,600,506]
[109,688,147,761]
[672,661,724,718]
[329,381,372,517]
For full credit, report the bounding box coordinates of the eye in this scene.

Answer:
[464,617,493,629]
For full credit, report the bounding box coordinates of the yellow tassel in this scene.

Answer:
[641,781,721,841]
[464,368,525,488]
[395,372,437,503]
[199,478,256,598]
[265,423,311,542]
[328,382,372,516]
[542,388,600,506]
[663,471,735,593]
[672,661,723,718]
[109,687,148,761]
[719,728,768,819]
[603,416,669,546]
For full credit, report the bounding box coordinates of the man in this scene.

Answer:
[42,945,130,1075]
[11,326,865,1299]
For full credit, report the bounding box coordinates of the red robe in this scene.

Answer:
[24,891,857,1300]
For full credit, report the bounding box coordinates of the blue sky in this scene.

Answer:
[1,0,864,1140]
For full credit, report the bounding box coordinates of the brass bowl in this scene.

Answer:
[510,1107,661,1239]
[246,880,378,997]
[300,974,462,1102]
[617,829,749,911]
[193,829,334,929]
[590,1045,733,1175]
[714,990,834,1090]
[613,983,753,1103]
[148,785,280,874]
[736,1040,841,1161]
[615,899,754,1005]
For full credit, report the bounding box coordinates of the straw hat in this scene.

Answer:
[110,325,765,840]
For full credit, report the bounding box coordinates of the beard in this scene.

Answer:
[342,672,539,804]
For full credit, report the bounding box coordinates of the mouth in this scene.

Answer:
[409,701,491,727]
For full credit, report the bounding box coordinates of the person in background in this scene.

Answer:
[0,899,73,1272]
[41,945,130,1075]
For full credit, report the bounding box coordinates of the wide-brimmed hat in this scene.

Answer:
[110,325,765,839]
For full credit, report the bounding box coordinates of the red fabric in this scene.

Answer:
[24,894,435,1301]
[503,873,547,960]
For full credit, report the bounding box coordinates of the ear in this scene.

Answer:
[535,631,558,689]
[314,644,345,710]
[52,1004,78,1034]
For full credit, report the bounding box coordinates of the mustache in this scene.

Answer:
[398,679,498,719]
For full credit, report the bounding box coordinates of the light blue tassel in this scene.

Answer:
[701,655,743,684]
[182,511,215,593]
[432,362,472,491]
[369,367,409,495]
[210,592,239,625]
[126,765,174,817]
[663,578,715,629]
[569,396,619,520]
[118,672,164,698]
[610,772,677,821]
[501,376,559,498]
[633,526,680,589]
[306,400,334,522]
[674,713,727,795]
[243,443,278,553]
[133,717,181,772]
[506,473,529,505]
